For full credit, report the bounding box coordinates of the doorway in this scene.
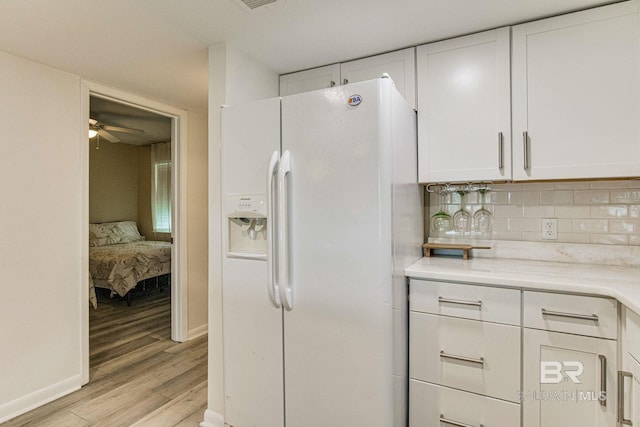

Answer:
[81,81,189,384]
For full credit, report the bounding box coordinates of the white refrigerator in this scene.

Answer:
[221,77,422,427]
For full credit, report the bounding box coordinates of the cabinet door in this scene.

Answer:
[410,380,521,427]
[620,353,639,427]
[279,64,340,96]
[417,27,511,183]
[410,312,521,402]
[512,1,640,180]
[341,48,416,109]
[523,329,617,427]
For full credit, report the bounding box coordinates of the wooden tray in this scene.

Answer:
[422,243,491,260]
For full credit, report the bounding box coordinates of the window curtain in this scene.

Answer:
[151,142,172,235]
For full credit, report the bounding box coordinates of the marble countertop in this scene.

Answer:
[406,256,640,315]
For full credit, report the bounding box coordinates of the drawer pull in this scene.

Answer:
[523,131,530,170]
[599,355,607,407]
[541,308,599,322]
[498,131,504,170]
[440,350,485,366]
[439,414,483,427]
[618,370,633,425]
[438,296,483,308]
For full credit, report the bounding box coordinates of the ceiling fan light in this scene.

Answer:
[88,129,98,138]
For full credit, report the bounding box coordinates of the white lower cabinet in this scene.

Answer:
[410,312,521,403]
[522,291,618,427]
[409,279,521,426]
[408,280,633,427]
[620,307,640,426]
[409,380,520,427]
[619,354,639,426]
[522,328,617,427]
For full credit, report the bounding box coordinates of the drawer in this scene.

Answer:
[409,379,521,427]
[625,306,640,361]
[523,291,617,339]
[410,312,521,403]
[410,279,521,325]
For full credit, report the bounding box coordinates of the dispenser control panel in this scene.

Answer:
[226,194,267,217]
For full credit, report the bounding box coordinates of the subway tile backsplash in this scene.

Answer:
[427,179,640,245]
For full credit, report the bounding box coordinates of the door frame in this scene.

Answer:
[80,80,189,384]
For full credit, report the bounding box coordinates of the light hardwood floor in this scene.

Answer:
[3,289,207,426]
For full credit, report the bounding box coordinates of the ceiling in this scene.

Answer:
[90,96,172,146]
[0,0,615,113]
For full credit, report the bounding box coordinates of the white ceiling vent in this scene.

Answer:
[233,0,283,12]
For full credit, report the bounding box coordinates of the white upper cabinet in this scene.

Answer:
[279,64,341,96]
[417,28,511,183]
[341,48,416,110]
[512,1,640,180]
[279,49,415,108]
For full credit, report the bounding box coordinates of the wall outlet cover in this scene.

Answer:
[542,218,558,240]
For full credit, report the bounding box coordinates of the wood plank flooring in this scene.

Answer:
[3,289,207,426]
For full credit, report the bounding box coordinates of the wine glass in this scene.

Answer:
[430,189,452,235]
[473,189,493,233]
[453,191,471,233]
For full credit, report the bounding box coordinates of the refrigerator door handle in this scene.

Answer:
[267,151,281,308]
[278,150,294,311]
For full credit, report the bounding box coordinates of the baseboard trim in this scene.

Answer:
[200,408,224,427]
[0,374,81,423]
[188,323,208,340]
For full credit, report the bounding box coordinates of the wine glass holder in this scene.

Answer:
[426,182,494,236]
[425,182,493,194]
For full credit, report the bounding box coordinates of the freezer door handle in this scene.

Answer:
[278,150,294,311]
[267,150,281,308]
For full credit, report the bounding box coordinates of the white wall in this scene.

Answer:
[0,50,83,422]
[187,109,209,336]
[204,44,279,427]
[0,49,210,422]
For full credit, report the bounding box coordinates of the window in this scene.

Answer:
[151,142,172,233]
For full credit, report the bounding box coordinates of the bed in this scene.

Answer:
[89,221,171,308]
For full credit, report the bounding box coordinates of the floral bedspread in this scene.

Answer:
[89,241,171,298]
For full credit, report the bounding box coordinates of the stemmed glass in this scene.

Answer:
[430,189,452,235]
[473,189,493,233]
[453,191,471,233]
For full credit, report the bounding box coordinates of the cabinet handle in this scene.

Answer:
[498,131,504,170]
[330,80,336,87]
[343,78,349,85]
[599,355,607,407]
[440,350,485,366]
[438,296,482,307]
[439,414,483,427]
[523,131,529,170]
[618,370,633,425]
[541,308,599,322]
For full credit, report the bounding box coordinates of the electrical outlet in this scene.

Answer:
[542,218,558,240]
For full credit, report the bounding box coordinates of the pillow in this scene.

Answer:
[89,221,143,246]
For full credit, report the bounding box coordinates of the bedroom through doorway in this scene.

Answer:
[88,95,173,304]
[82,83,189,385]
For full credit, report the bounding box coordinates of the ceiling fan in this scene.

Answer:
[89,117,144,143]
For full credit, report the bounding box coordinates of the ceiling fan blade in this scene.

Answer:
[98,129,120,143]
[101,124,144,134]
[89,118,98,126]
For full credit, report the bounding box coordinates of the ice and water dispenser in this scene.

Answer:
[225,194,267,260]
